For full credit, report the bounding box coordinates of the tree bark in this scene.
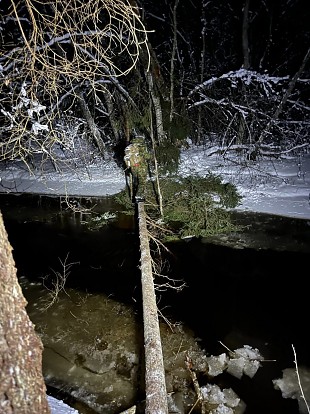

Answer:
[237,0,250,144]
[149,102,164,216]
[242,0,250,70]
[137,201,168,414]
[197,4,206,144]
[78,91,105,156]
[0,211,50,414]
[146,71,167,143]
[169,0,180,123]
[101,90,121,144]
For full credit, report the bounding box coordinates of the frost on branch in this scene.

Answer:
[1,82,49,137]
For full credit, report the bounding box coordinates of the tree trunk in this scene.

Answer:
[197,4,206,144]
[146,71,167,143]
[149,101,164,217]
[242,0,250,70]
[137,201,168,414]
[169,0,180,123]
[101,89,121,144]
[237,0,250,144]
[0,212,50,414]
[78,91,105,156]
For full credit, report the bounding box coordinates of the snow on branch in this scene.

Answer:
[188,69,290,97]
[0,0,150,164]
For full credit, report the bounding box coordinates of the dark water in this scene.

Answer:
[1,193,310,414]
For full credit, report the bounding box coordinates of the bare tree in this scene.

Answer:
[188,67,310,158]
[242,0,250,70]
[169,0,180,123]
[197,1,207,144]
[257,47,310,146]
[0,0,150,168]
[0,211,50,414]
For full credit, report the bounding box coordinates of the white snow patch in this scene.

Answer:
[48,395,79,414]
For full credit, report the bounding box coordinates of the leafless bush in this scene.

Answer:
[188,68,310,158]
[42,253,79,310]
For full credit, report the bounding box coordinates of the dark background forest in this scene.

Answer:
[143,0,309,75]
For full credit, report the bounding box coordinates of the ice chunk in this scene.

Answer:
[206,353,228,377]
[201,384,226,405]
[227,345,263,379]
[222,388,240,408]
[243,358,261,378]
[233,345,264,361]
[273,367,310,414]
[226,357,245,379]
[201,384,244,414]
[209,404,234,414]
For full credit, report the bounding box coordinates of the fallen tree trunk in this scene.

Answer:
[137,201,168,414]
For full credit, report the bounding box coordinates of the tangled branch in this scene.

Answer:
[0,0,150,163]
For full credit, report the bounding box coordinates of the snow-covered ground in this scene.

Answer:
[1,145,309,219]
[0,154,125,197]
[48,395,79,414]
[179,146,310,220]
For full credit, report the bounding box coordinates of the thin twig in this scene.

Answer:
[292,344,310,414]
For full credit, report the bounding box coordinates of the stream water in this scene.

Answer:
[1,193,309,414]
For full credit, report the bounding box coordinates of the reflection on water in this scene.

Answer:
[20,278,144,413]
[19,276,206,414]
[1,193,309,414]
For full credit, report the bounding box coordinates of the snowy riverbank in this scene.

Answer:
[1,146,309,220]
